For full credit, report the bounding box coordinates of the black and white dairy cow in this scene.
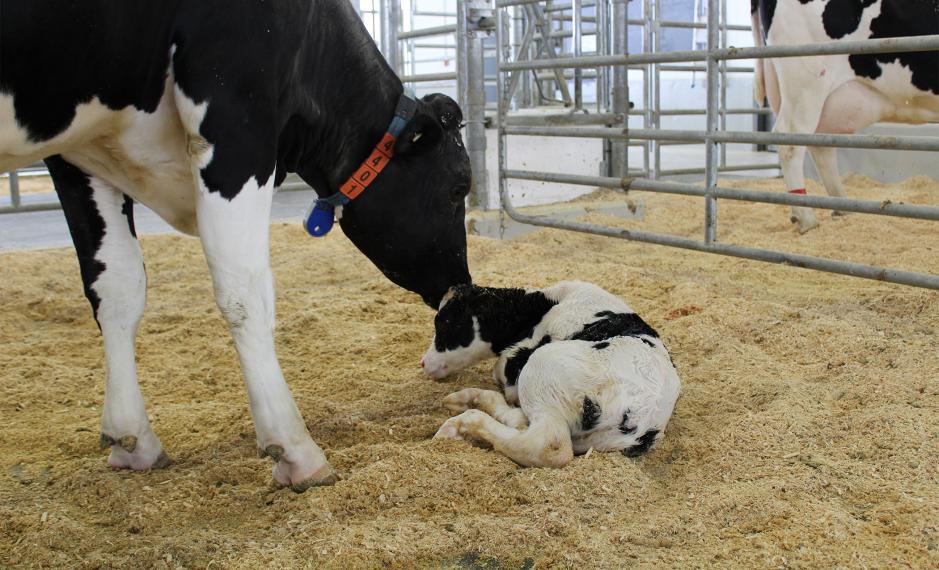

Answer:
[751,0,939,233]
[421,282,681,468]
[0,1,472,490]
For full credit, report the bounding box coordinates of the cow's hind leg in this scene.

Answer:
[442,388,529,429]
[47,156,168,470]
[808,146,850,217]
[435,410,572,468]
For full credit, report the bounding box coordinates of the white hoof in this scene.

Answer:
[433,420,464,440]
[259,440,338,493]
[101,431,170,471]
[442,388,482,415]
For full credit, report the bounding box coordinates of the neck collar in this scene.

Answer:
[303,93,418,237]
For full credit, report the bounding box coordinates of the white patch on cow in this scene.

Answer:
[87,178,165,470]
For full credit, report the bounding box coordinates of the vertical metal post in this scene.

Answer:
[380,0,399,72]
[611,0,629,178]
[652,0,661,179]
[704,0,719,243]
[642,0,653,177]
[596,0,608,113]
[719,0,728,168]
[573,0,583,110]
[513,6,530,108]
[9,171,21,209]
[496,8,509,228]
[461,1,491,210]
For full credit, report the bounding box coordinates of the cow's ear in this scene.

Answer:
[395,112,443,156]
[422,93,463,130]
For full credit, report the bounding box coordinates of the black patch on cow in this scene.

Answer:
[848,0,939,95]
[121,196,137,239]
[45,156,107,321]
[435,285,557,354]
[619,411,637,436]
[623,430,660,457]
[504,336,552,387]
[641,338,656,348]
[758,0,778,37]
[581,397,602,431]
[593,341,610,350]
[822,0,878,39]
[571,311,659,343]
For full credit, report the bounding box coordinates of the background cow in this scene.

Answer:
[421,281,681,468]
[751,0,939,233]
[0,0,472,490]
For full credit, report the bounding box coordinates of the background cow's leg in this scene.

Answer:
[442,388,529,429]
[808,147,850,216]
[173,89,336,491]
[46,156,167,470]
[435,410,573,468]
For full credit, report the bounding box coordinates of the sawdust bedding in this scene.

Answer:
[0,174,936,568]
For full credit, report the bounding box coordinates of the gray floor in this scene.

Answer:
[0,189,316,252]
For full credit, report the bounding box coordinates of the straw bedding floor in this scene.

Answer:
[0,174,936,568]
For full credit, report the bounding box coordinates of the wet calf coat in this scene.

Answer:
[422,281,681,467]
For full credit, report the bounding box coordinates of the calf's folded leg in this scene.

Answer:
[435,410,572,468]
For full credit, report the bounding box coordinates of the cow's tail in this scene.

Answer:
[751,6,766,106]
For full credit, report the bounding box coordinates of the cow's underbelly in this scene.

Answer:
[1,78,199,235]
[855,62,939,124]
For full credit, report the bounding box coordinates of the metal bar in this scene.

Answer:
[526,3,573,105]
[9,171,21,209]
[627,18,750,31]
[502,169,939,221]
[497,9,509,216]
[610,0,628,178]
[504,15,537,108]
[704,0,719,244]
[651,0,661,179]
[398,24,458,40]
[414,11,458,17]
[461,0,490,210]
[658,163,780,175]
[505,112,625,125]
[659,64,754,72]
[638,107,772,116]
[498,192,939,290]
[719,0,729,168]
[502,125,939,152]
[0,201,61,215]
[573,0,583,110]
[499,34,939,70]
[399,72,459,82]
[380,0,399,71]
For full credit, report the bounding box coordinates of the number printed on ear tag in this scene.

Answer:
[304,201,335,237]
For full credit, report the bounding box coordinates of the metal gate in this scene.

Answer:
[493,0,939,290]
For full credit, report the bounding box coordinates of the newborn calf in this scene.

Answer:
[421,281,681,468]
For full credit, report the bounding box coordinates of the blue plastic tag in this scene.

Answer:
[304,201,335,237]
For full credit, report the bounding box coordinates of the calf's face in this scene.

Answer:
[421,284,495,378]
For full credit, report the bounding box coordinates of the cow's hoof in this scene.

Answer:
[442,388,482,415]
[101,432,170,471]
[261,444,339,493]
[790,216,821,234]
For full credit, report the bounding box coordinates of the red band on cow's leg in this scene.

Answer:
[788,188,807,194]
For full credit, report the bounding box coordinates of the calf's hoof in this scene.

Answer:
[260,443,339,493]
[100,432,170,471]
[790,215,821,234]
[442,388,482,414]
[433,421,464,441]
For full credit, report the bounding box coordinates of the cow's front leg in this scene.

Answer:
[47,156,168,470]
[194,174,336,491]
[173,81,337,490]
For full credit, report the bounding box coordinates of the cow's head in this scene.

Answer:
[338,94,472,308]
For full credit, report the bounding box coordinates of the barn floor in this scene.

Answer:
[1,174,937,568]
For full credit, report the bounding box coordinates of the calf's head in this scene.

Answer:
[339,94,472,308]
[420,284,557,378]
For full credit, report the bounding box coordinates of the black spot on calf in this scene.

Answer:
[504,336,551,387]
[593,341,609,350]
[619,411,637,435]
[623,430,660,457]
[581,397,601,431]
[572,311,659,343]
